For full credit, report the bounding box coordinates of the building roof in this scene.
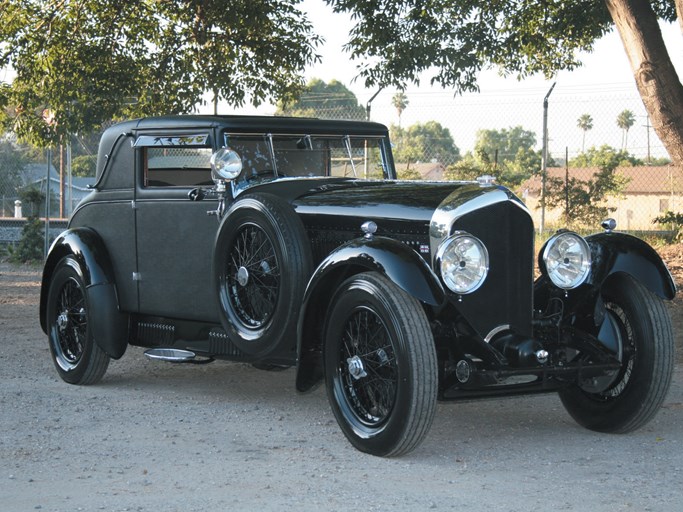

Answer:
[523,165,683,195]
[20,164,95,191]
[396,162,446,180]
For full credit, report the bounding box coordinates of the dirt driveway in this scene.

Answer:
[1,260,682,512]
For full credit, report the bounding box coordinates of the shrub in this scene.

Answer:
[10,216,45,263]
[653,211,683,241]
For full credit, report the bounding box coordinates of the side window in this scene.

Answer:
[224,136,273,180]
[134,134,213,187]
[144,147,213,187]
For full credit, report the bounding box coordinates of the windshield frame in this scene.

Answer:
[221,131,395,187]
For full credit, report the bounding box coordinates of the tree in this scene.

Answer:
[0,0,320,147]
[447,126,540,187]
[326,0,683,167]
[391,121,460,166]
[71,155,97,177]
[276,78,365,120]
[545,152,629,228]
[577,114,594,153]
[570,144,641,168]
[460,126,541,187]
[396,166,422,180]
[0,138,25,202]
[391,92,409,127]
[616,109,636,150]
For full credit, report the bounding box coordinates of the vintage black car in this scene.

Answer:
[40,115,676,457]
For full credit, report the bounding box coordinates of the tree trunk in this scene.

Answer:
[605,0,683,167]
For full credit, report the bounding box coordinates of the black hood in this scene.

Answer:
[287,179,467,224]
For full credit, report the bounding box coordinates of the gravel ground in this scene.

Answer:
[1,261,682,512]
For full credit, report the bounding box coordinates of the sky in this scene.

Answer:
[219,0,683,159]
[2,2,681,159]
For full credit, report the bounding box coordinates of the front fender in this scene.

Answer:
[295,235,444,392]
[40,227,128,359]
[534,231,676,331]
[586,232,676,300]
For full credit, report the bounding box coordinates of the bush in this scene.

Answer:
[10,216,45,263]
[653,211,683,241]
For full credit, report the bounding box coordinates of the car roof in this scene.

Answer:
[95,115,392,183]
[114,115,389,137]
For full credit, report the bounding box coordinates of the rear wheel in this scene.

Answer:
[560,274,674,433]
[324,272,438,457]
[46,257,110,384]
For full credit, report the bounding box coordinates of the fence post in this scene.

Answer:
[366,88,383,121]
[44,148,51,258]
[540,82,556,235]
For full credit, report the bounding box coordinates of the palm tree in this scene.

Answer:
[616,109,636,150]
[577,114,593,153]
[392,92,409,128]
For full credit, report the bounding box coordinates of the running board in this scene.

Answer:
[144,348,214,364]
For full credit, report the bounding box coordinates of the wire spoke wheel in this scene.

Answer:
[46,258,110,385]
[214,193,312,357]
[594,303,635,400]
[226,224,280,328]
[324,272,437,457]
[337,307,398,427]
[53,277,88,368]
[559,274,674,433]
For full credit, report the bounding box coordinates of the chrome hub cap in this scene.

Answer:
[236,266,249,287]
[57,311,69,332]
[347,355,367,380]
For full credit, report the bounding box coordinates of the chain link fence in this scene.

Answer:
[309,84,682,235]
[2,87,682,249]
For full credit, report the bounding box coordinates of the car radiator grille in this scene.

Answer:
[450,200,535,339]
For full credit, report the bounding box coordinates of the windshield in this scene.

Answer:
[223,133,392,185]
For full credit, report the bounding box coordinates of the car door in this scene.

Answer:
[133,131,225,322]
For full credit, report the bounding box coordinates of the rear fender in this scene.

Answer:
[40,227,129,359]
[295,235,444,392]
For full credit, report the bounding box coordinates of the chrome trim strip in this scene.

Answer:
[484,324,511,343]
[134,134,209,147]
[429,186,529,263]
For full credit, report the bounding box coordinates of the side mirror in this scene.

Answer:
[210,148,243,184]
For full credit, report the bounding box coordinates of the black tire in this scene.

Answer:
[324,272,438,457]
[559,274,674,433]
[214,193,312,357]
[45,257,110,385]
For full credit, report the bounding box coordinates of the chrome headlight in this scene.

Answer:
[437,233,489,294]
[210,147,243,183]
[542,232,591,289]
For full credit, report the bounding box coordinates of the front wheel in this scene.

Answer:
[324,272,438,457]
[214,193,312,357]
[560,274,674,433]
[46,257,110,384]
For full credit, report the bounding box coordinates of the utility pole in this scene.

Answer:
[643,115,652,164]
